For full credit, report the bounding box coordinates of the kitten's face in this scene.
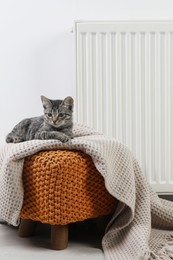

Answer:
[41,96,73,128]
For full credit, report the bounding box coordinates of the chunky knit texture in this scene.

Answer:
[20,150,116,224]
[1,123,173,259]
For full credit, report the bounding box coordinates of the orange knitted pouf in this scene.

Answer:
[19,150,118,249]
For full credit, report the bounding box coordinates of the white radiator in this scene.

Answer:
[74,21,173,194]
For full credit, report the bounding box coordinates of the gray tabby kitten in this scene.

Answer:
[6,96,74,143]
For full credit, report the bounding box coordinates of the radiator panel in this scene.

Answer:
[74,22,173,193]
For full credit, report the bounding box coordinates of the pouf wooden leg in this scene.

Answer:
[51,224,68,250]
[18,219,37,237]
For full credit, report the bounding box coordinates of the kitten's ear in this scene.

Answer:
[62,96,74,111]
[41,96,52,109]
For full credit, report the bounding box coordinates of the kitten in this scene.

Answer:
[6,96,74,143]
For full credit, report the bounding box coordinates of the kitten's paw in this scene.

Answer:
[60,135,70,143]
[13,137,24,143]
[6,136,13,143]
[6,136,23,143]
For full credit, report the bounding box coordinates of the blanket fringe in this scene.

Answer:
[139,252,151,260]
[150,235,173,260]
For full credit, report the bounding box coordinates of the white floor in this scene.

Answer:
[0,220,105,260]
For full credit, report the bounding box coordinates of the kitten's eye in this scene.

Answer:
[47,113,52,117]
[58,113,64,118]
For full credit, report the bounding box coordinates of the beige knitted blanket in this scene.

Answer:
[0,123,173,259]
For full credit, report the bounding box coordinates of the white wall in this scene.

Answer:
[0,0,173,143]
